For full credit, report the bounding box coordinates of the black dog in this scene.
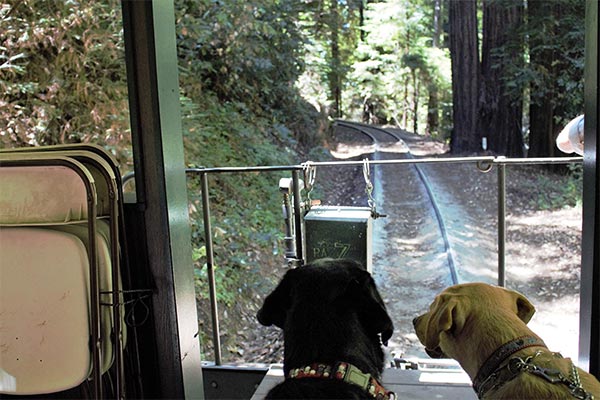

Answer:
[257,259,395,399]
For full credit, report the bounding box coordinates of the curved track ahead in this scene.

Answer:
[334,120,459,285]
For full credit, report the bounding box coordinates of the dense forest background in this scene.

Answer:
[0,0,585,360]
[1,0,585,157]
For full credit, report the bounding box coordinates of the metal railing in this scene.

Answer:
[126,155,583,365]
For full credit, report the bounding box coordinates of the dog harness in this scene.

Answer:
[473,336,594,399]
[288,362,395,400]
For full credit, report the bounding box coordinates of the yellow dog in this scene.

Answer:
[413,283,600,399]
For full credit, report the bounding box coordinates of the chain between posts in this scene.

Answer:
[362,158,386,219]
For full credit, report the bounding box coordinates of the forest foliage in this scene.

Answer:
[0,0,131,161]
[1,0,586,159]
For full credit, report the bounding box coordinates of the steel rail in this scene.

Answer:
[335,120,399,142]
[334,120,461,285]
[331,122,582,287]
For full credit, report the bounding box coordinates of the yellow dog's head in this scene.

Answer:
[412,283,535,359]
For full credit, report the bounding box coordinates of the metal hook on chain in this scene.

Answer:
[303,161,317,205]
[362,158,385,219]
[362,158,373,196]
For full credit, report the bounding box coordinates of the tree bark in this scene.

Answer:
[478,0,524,157]
[448,0,479,153]
[329,0,342,118]
[528,0,559,157]
[426,86,439,137]
[413,70,419,134]
[427,0,442,137]
[432,0,442,48]
[359,0,365,42]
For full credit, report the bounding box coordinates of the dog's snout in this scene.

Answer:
[412,315,422,327]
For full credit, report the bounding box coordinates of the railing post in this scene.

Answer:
[292,170,304,265]
[200,171,222,365]
[497,159,506,287]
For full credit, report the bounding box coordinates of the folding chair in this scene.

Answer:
[0,146,126,398]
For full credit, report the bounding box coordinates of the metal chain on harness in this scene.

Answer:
[362,158,385,219]
[501,352,594,400]
[568,363,594,400]
[303,161,317,206]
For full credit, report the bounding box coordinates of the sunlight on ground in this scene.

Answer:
[330,141,410,159]
[514,207,582,229]
[506,206,582,363]
[330,143,376,159]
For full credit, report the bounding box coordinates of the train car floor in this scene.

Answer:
[251,364,477,399]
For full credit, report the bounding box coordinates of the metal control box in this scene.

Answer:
[303,206,372,272]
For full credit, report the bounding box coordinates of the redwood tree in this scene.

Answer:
[329,0,342,118]
[478,0,525,157]
[448,0,479,153]
[527,0,559,157]
[527,0,584,157]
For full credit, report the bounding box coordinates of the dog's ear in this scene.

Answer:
[256,270,294,329]
[511,290,535,323]
[352,270,394,346]
[424,294,467,351]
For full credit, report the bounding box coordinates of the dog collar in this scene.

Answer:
[288,362,395,400]
[473,336,546,397]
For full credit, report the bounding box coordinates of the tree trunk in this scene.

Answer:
[359,0,365,42]
[413,70,419,134]
[527,0,559,157]
[402,74,409,129]
[329,0,342,118]
[529,100,555,157]
[402,13,411,130]
[426,86,439,137]
[427,0,441,137]
[478,0,524,157]
[432,0,442,48]
[448,0,479,153]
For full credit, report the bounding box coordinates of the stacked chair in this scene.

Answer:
[0,144,127,398]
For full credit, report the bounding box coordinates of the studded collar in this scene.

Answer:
[288,362,395,400]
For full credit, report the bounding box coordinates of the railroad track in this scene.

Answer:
[333,120,459,286]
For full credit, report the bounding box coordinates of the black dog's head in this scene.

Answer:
[257,258,393,377]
